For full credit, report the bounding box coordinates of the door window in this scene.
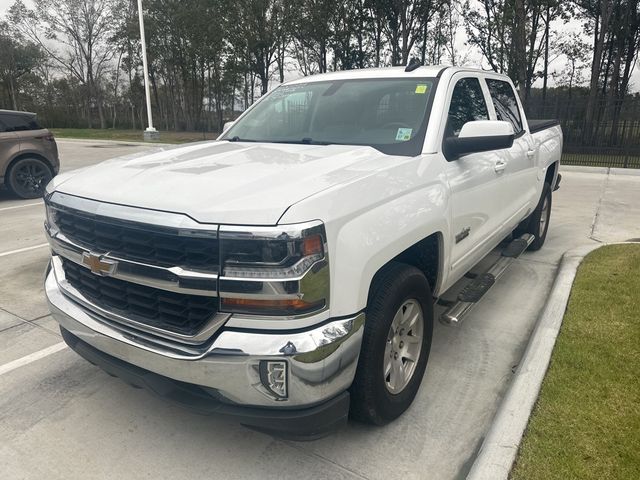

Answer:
[485,79,523,133]
[0,114,41,132]
[446,78,489,137]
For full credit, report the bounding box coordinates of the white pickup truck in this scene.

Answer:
[44,66,562,439]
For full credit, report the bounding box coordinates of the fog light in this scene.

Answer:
[259,360,288,399]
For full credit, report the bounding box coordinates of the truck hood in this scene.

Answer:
[52,141,397,225]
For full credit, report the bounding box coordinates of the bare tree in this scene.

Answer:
[10,0,124,128]
[0,21,43,110]
[580,0,616,132]
[373,0,447,66]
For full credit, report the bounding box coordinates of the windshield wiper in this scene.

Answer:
[228,136,335,146]
[268,138,334,145]
[227,136,259,142]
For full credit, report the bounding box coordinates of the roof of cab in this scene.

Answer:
[284,65,497,85]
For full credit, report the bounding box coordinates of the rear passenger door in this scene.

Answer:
[443,75,512,278]
[484,78,538,226]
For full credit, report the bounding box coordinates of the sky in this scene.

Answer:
[1,0,638,93]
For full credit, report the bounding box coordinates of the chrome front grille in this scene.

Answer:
[45,192,225,344]
[61,258,219,336]
[52,206,219,272]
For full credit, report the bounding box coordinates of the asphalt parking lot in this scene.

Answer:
[1,140,639,480]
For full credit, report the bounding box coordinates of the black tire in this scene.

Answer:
[350,262,434,425]
[515,182,552,251]
[6,157,53,199]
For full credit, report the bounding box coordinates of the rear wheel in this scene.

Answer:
[6,157,53,199]
[515,182,552,251]
[350,262,433,425]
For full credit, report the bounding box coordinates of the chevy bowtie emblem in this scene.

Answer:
[82,252,117,276]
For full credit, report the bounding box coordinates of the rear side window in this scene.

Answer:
[446,78,489,137]
[0,113,42,132]
[486,79,523,133]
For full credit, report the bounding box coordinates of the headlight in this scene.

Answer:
[218,221,329,316]
[44,198,59,235]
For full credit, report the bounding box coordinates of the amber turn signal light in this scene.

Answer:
[302,234,323,257]
[221,297,324,315]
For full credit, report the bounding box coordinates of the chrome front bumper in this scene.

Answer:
[45,266,364,408]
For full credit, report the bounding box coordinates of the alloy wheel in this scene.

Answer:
[383,299,424,394]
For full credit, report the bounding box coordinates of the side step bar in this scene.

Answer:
[440,233,535,325]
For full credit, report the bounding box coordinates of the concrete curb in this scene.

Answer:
[560,165,610,174]
[465,242,608,480]
[560,165,640,175]
[610,167,640,176]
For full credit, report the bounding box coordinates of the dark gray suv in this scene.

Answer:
[0,109,59,199]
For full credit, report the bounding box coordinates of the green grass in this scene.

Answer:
[50,128,219,144]
[511,244,640,480]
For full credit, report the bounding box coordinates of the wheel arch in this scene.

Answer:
[384,232,442,295]
[4,151,56,178]
[365,232,443,308]
[545,160,559,188]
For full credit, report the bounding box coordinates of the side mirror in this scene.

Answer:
[223,121,235,133]
[444,120,515,161]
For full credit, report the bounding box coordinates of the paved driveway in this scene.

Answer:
[1,141,638,480]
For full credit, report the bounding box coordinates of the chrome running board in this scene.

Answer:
[440,233,535,325]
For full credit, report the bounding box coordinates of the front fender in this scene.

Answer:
[329,184,449,315]
[280,154,450,317]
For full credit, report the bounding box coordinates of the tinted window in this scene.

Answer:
[446,78,489,137]
[486,79,523,133]
[223,78,435,156]
[0,113,41,132]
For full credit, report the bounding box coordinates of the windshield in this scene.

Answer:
[222,78,436,156]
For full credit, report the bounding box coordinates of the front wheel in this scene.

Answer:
[350,262,433,425]
[515,182,552,251]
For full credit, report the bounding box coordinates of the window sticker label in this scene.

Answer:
[396,128,413,141]
[415,84,428,94]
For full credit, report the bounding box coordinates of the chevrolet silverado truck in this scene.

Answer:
[44,66,562,439]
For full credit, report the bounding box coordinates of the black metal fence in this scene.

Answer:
[560,145,640,168]
[526,96,640,169]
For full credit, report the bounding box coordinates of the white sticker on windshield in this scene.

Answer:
[396,128,413,141]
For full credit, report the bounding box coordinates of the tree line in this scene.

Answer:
[0,0,639,142]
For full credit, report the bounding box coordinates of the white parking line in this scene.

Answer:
[0,201,43,212]
[0,243,49,258]
[0,342,67,376]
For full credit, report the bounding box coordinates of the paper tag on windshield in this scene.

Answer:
[415,84,428,94]
[396,128,413,141]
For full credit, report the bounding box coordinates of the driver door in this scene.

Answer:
[442,75,511,280]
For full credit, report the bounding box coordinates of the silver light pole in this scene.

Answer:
[137,0,159,140]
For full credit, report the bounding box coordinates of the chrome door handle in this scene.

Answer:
[526,150,536,158]
[494,160,506,173]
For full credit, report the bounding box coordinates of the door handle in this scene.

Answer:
[526,149,536,158]
[494,160,506,173]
